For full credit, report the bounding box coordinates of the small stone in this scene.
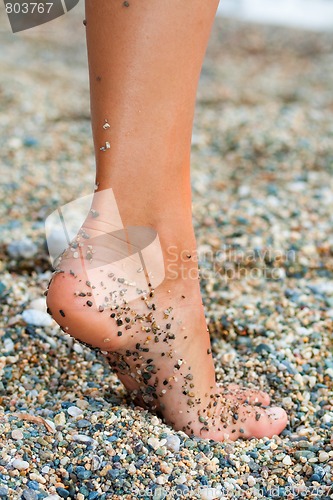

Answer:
[27,480,40,490]
[3,338,14,352]
[165,434,180,453]
[77,419,91,428]
[72,434,97,446]
[68,406,83,417]
[7,238,37,259]
[282,455,292,466]
[22,309,53,327]
[54,412,66,426]
[0,488,8,498]
[318,451,329,462]
[91,455,102,471]
[56,487,70,498]
[148,437,161,450]
[247,475,256,486]
[22,490,38,500]
[128,463,136,474]
[11,429,24,440]
[12,458,30,470]
[75,465,92,480]
[29,298,47,311]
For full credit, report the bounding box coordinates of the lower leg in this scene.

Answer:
[46,0,287,440]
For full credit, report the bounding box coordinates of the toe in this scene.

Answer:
[242,405,288,439]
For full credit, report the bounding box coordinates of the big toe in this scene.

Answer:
[245,405,288,439]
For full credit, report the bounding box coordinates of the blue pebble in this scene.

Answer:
[88,493,99,500]
[22,490,38,500]
[0,487,8,498]
[108,469,120,479]
[61,402,72,409]
[77,419,91,428]
[310,474,322,483]
[27,481,39,491]
[76,466,92,480]
[107,435,118,442]
[56,488,69,498]
[24,137,38,147]
[112,455,120,462]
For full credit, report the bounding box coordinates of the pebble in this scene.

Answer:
[282,455,292,466]
[54,412,66,426]
[7,238,38,259]
[148,437,162,450]
[247,475,256,486]
[165,435,181,453]
[22,489,38,500]
[72,434,97,446]
[22,309,53,327]
[29,298,47,312]
[11,429,24,440]
[67,406,83,417]
[3,337,14,352]
[318,451,329,462]
[12,459,30,470]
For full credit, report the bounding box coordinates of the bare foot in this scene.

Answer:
[46,222,288,441]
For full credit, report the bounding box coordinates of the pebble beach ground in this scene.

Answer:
[0,6,333,500]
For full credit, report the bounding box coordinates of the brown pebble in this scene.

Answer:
[83,19,87,26]
[87,300,93,307]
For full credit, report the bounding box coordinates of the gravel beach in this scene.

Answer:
[0,6,333,500]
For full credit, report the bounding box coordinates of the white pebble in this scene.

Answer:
[282,455,292,466]
[73,434,97,446]
[11,429,23,440]
[175,474,187,484]
[45,420,56,433]
[12,459,29,470]
[294,373,304,386]
[322,414,331,424]
[319,451,329,462]
[67,406,83,417]
[247,475,256,486]
[41,466,50,474]
[147,437,161,450]
[3,338,14,352]
[73,343,84,354]
[128,463,136,474]
[165,434,180,453]
[29,298,47,312]
[22,309,53,327]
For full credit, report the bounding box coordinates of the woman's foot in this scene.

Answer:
[46,217,288,441]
